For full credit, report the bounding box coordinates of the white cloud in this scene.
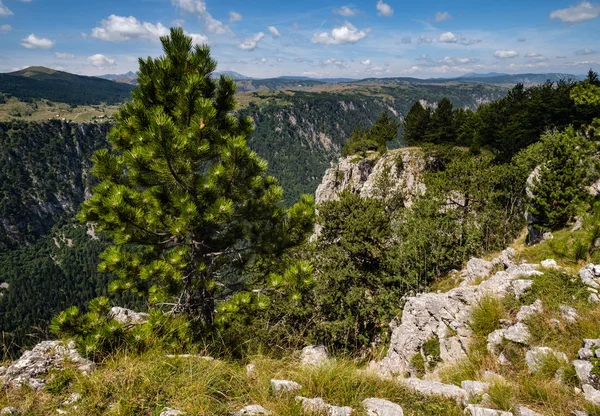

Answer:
[87,54,117,68]
[418,35,433,44]
[55,52,75,59]
[229,11,242,23]
[238,32,264,50]
[376,0,393,17]
[550,1,600,23]
[0,24,11,33]
[188,32,209,45]
[435,11,452,22]
[494,50,519,59]
[20,34,55,49]
[0,1,12,16]
[268,26,281,37]
[334,6,359,17]
[438,32,458,43]
[575,48,596,55]
[312,21,370,45]
[91,15,169,42]
[361,59,371,66]
[524,52,545,60]
[321,58,346,68]
[172,0,233,35]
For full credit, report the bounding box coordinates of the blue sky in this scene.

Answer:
[0,0,599,78]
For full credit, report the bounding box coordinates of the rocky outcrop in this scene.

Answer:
[108,307,150,326]
[1,340,95,389]
[525,347,568,374]
[296,397,353,415]
[362,398,403,416]
[578,264,600,289]
[398,378,468,405]
[270,379,302,394]
[370,249,540,377]
[315,149,426,207]
[300,345,331,367]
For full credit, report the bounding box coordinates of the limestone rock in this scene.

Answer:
[540,259,558,269]
[0,408,21,416]
[559,305,579,323]
[579,265,600,289]
[516,407,544,416]
[246,363,257,378]
[160,409,185,416]
[63,392,81,406]
[271,379,302,394]
[579,348,595,360]
[462,258,494,284]
[583,384,600,406]
[1,340,95,389]
[108,307,149,325]
[589,293,600,304]
[511,280,534,299]
[542,232,554,241]
[296,397,353,415]
[231,405,273,415]
[300,345,330,367]
[362,398,403,416]
[525,347,568,374]
[516,299,543,322]
[492,248,517,269]
[583,339,600,349]
[487,329,505,354]
[503,323,531,345]
[571,412,589,416]
[399,378,468,405]
[573,360,593,384]
[464,405,513,416]
[461,380,489,398]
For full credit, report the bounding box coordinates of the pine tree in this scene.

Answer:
[341,112,399,156]
[79,28,314,325]
[427,97,455,144]
[402,101,431,146]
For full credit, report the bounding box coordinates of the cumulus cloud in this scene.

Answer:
[400,36,411,44]
[20,34,55,49]
[172,0,233,35]
[321,58,346,68]
[188,32,209,44]
[494,50,519,59]
[438,32,458,43]
[238,32,264,50]
[420,55,479,66]
[376,0,393,17]
[435,11,452,22]
[550,1,600,23]
[228,11,242,23]
[268,26,281,37]
[312,21,370,45]
[0,24,11,33]
[361,59,371,66]
[87,54,117,68]
[575,48,596,55]
[0,1,12,16]
[334,6,359,16]
[55,52,75,59]
[91,15,169,42]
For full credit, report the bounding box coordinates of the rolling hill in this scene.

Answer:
[0,67,134,105]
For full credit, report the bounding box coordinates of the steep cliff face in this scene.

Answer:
[315,148,426,207]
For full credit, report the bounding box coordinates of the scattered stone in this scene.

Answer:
[588,293,600,304]
[362,398,403,416]
[159,409,185,416]
[573,360,594,384]
[503,323,531,345]
[464,404,513,416]
[559,306,579,323]
[498,352,510,366]
[582,384,600,406]
[516,299,543,322]
[231,405,273,416]
[572,217,584,232]
[525,347,568,374]
[579,265,600,289]
[542,232,554,241]
[271,379,302,394]
[296,397,353,415]
[63,392,81,405]
[461,380,489,398]
[246,363,257,378]
[399,378,468,405]
[300,345,330,367]
[492,248,517,269]
[462,258,495,283]
[579,348,595,360]
[487,329,505,354]
[1,340,95,389]
[583,339,600,349]
[108,307,149,325]
[511,280,534,299]
[541,259,558,269]
[516,407,544,416]
[0,408,21,416]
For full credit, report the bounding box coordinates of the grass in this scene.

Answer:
[0,350,463,416]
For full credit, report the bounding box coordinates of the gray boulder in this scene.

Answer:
[511,280,534,299]
[579,348,595,360]
[108,307,149,325]
[0,408,21,416]
[296,397,353,415]
[503,323,531,345]
[579,265,600,289]
[559,306,579,323]
[271,379,302,394]
[159,409,185,416]
[525,347,568,374]
[464,405,513,416]
[300,345,330,367]
[516,300,543,322]
[461,380,489,398]
[573,360,594,384]
[362,398,403,416]
[462,258,495,283]
[231,405,273,415]
[540,259,558,269]
[399,378,468,405]
[583,384,600,406]
[487,329,506,354]
[516,407,544,416]
[1,340,95,389]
